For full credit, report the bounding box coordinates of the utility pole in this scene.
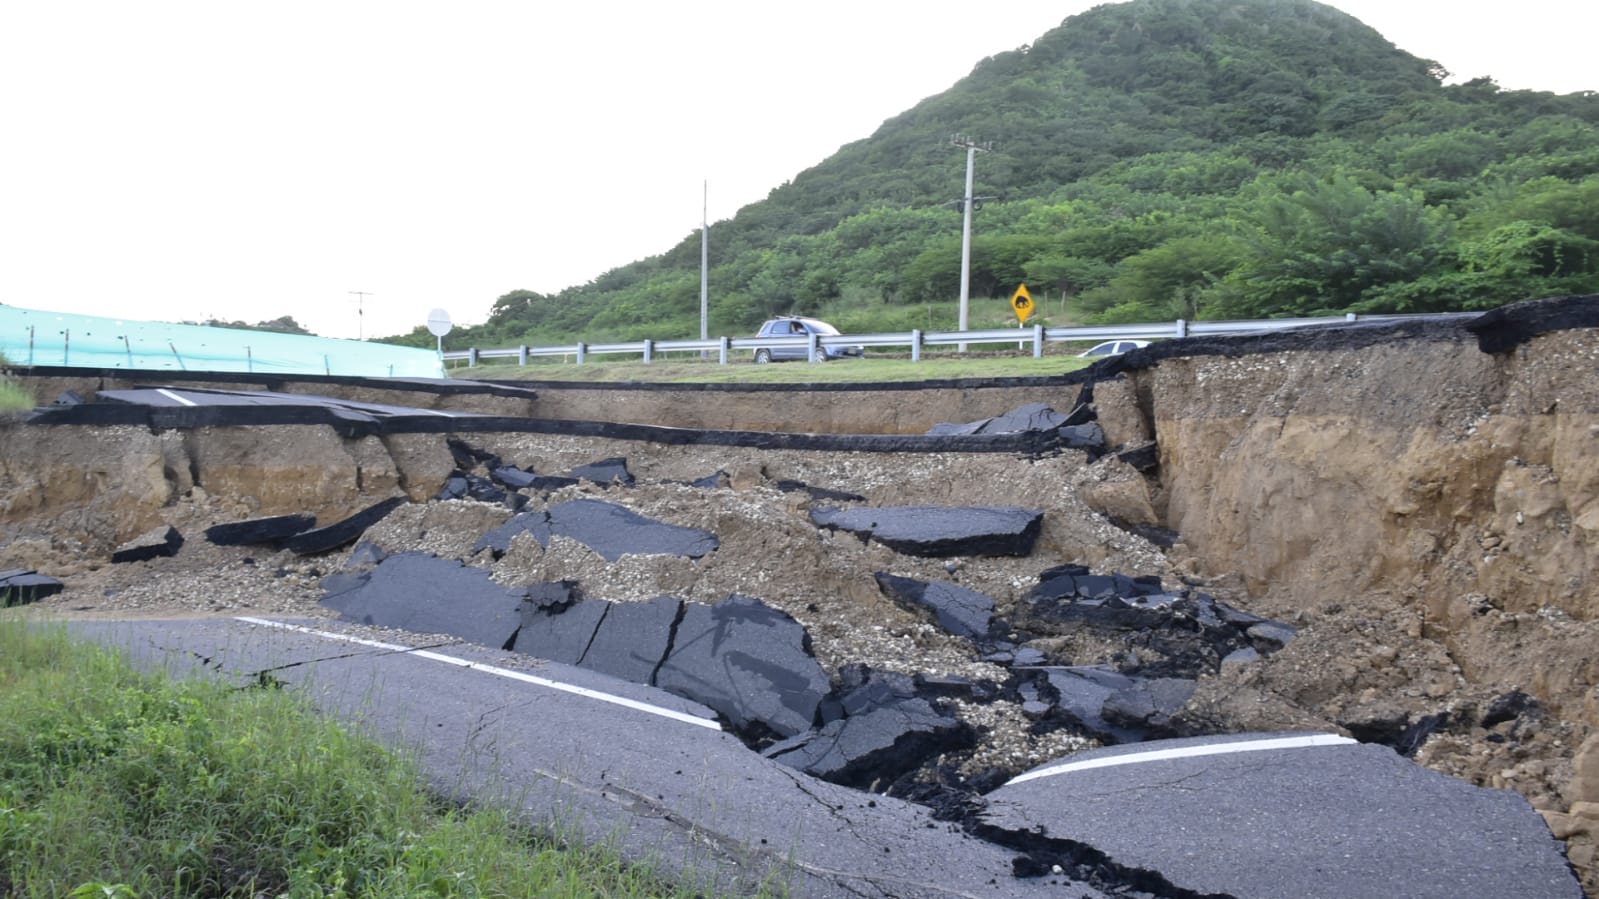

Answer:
[348,291,372,340]
[700,181,709,343]
[949,135,992,352]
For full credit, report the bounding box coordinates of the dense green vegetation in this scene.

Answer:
[383,0,1598,351]
[0,622,774,898]
[192,315,315,335]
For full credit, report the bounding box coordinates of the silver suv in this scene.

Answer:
[752,317,863,363]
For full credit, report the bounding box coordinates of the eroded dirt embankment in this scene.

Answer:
[4,297,1599,887]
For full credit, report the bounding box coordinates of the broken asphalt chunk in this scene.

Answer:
[764,666,975,788]
[775,480,867,504]
[111,525,184,563]
[474,509,553,558]
[320,552,524,650]
[572,595,682,685]
[655,594,829,740]
[0,569,65,607]
[511,585,608,665]
[874,573,996,639]
[568,457,633,485]
[810,505,1043,558]
[1099,676,1197,738]
[547,499,718,562]
[1115,442,1159,472]
[1042,667,1148,744]
[926,402,1068,437]
[204,514,316,547]
[285,496,407,555]
[488,463,538,490]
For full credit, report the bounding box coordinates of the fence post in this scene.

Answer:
[518,345,528,366]
[576,343,587,365]
[1176,319,1188,338]
[719,336,730,365]
[1032,324,1044,359]
[643,339,654,364]
[911,329,922,362]
[468,347,479,368]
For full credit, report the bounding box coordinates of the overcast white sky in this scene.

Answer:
[2,1,1593,340]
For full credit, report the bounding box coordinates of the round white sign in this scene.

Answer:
[426,308,453,337]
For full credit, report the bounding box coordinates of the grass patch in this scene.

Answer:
[452,351,1094,385]
[0,621,772,898]
[0,381,28,412]
[0,352,32,412]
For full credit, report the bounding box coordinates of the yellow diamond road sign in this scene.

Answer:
[1011,284,1035,323]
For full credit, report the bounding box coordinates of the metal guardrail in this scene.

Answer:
[442,312,1459,368]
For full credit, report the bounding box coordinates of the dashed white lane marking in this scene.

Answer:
[156,388,199,407]
[235,616,721,731]
[1005,733,1357,786]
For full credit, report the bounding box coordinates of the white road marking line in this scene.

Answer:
[1005,733,1357,786]
[234,616,721,731]
[155,388,199,407]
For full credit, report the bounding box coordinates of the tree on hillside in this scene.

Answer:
[204,315,314,335]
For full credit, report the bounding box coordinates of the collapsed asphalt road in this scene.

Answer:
[14,296,1599,899]
[14,385,1577,897]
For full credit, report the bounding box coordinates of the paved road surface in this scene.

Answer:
[67,616,1099,899]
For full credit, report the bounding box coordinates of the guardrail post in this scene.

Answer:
[1176,319,1188,338]
[808,332,820,363]
[1032,324,1044,359]
[518,345,528,366]
[1346,312,1357,322]
[576,343,587,365]
[468,347,479,368]
[643,339,654,364]
[719,336,730,365]
[911,329,922,363]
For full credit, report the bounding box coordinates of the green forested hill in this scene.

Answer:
[388,0,1599,349]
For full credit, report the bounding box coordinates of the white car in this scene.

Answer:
[1077,339,1150,358]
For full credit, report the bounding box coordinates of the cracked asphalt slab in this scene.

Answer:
[984,733,1581,899]
[63,616,1100,899]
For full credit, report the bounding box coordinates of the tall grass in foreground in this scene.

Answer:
[0,352,32,412]
[0,621,767,898]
